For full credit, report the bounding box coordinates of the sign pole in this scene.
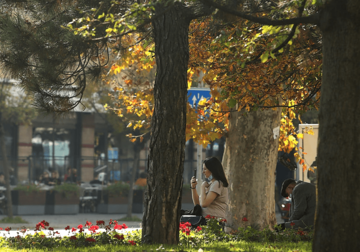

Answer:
[196,143,202,192]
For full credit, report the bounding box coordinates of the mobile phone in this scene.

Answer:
[193,168,197,178]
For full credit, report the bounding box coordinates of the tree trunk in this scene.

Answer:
[222,108,281,230]
[126,144,140,218]
[0,113,13,218]
[313,1,360,250]
[141,3,190,244]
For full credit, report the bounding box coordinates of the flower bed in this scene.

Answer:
[2,220,138,250]
[0,215,313,251]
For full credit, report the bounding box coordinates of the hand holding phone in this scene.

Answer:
[193,168,197,178]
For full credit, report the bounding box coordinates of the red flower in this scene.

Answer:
[78,228,84,233]
[48,227,54,231]
[114,224,123,230]
[196,226,202,231]
[297,230,305,236]
[5,227,11,232]
[77,224,83,229]
[40,235,45,238]
[41,220,49,227]
[69,236,77,240]
[205,215,212,219]
[290,222,295,227]
[36,222,45,230]
[86,237,96,243]
[220,219,227,223]
[0,228,2,230]
[88,225,99,233]
[85,221,92,227]
[242,217,248,222]
[65,226,70,230]
[122,223,128,229]
[128,240,136,246]
[179,222,192,232]
[71,227,77,232]
[114,234,124,240]
[96,220,105,226]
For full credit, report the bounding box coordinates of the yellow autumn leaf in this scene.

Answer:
[297,133,304,139]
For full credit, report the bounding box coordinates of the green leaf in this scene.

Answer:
[127,24,137,30]
[270,52,276,59]
[261,51,269,63]
[98,13,105,19]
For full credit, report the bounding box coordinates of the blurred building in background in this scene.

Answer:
[0,110,226,184]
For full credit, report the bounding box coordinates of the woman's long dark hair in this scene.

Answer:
[203,157,228,187]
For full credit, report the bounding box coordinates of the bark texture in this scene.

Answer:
[314,1,360,250]
[222,108,281,230]
[142,3,191,244]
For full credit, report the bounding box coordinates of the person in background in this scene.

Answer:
[135,172,147,187]
[90,173,102,185]
[190,157,229,219]
[49,170,61,185]
[64,167,72,182]
[40,171,51,185]
[65,168,78,183]
[277,178,316,231]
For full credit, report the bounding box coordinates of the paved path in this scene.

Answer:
[0,213,143,230]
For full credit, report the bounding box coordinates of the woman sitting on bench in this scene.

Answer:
[190,157,229,220]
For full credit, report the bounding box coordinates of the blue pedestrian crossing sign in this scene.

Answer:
[187,88,211,108]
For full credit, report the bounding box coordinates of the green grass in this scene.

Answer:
[118,216,142,222]
[0,216,28,224]
[0,241,312,252]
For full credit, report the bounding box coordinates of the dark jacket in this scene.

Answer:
[285,181,316,230]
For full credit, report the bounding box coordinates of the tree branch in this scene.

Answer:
[200,0,320,26]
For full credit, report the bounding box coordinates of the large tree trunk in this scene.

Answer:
[141,3,190,244]
[0,113,13,218]
[222,108,281,230]
[314,1,360,250]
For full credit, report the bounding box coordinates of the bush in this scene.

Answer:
[54,183,79,198]
[13,184,40,194]
[104,182,130,197]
